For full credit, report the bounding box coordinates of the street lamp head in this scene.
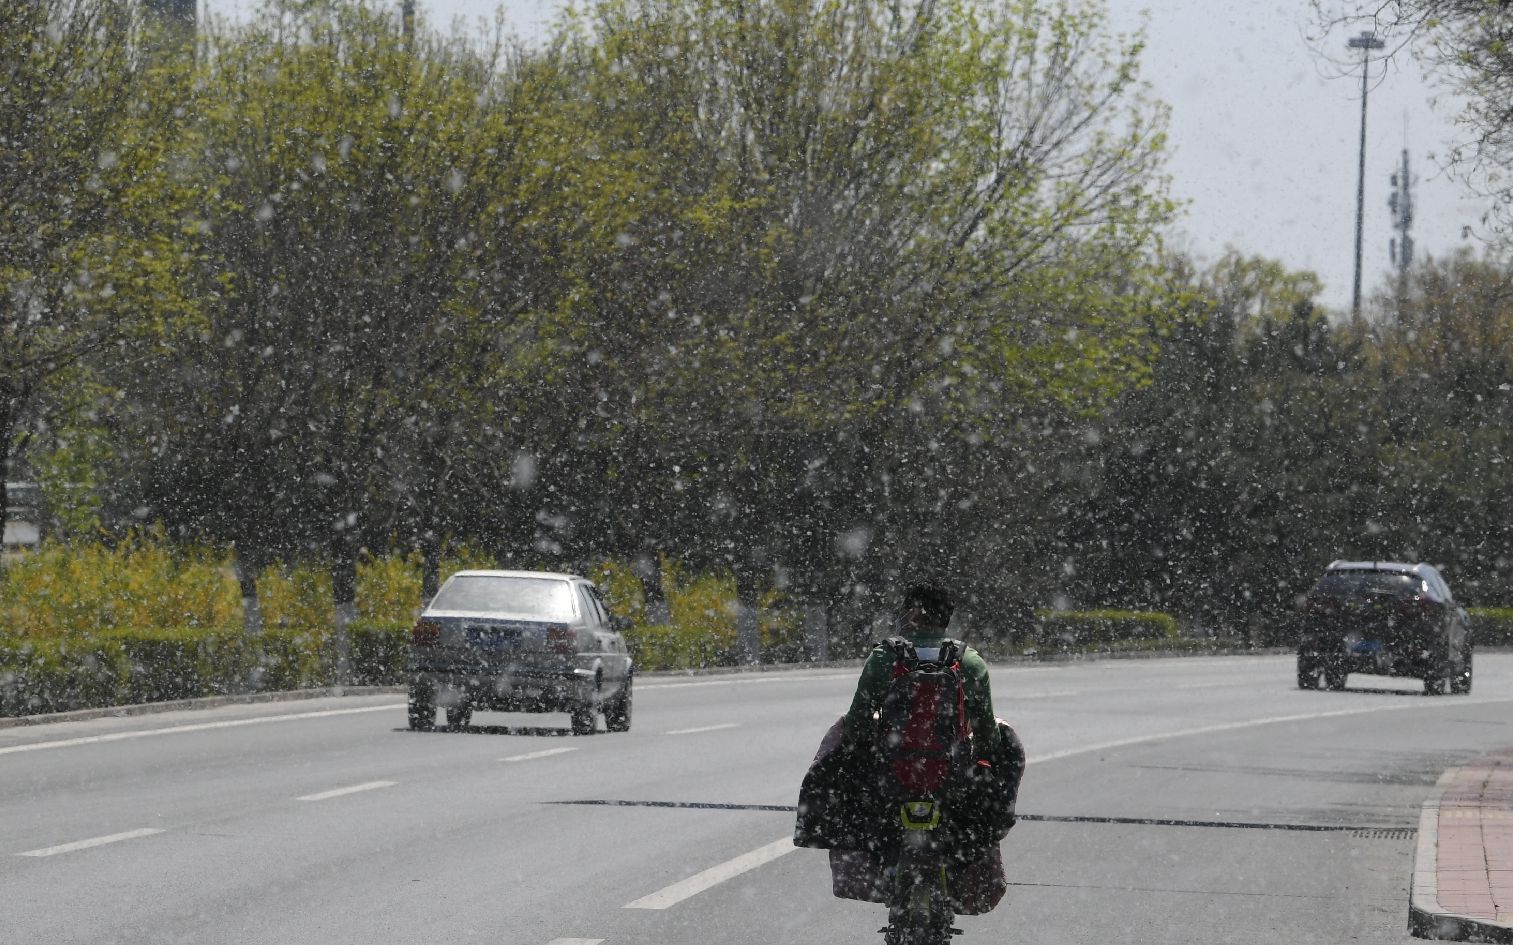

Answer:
[1348,31,1386,51]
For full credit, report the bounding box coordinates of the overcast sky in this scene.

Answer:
[205,0,1491,317]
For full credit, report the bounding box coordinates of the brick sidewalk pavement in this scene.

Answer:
[1412,749,1513,942]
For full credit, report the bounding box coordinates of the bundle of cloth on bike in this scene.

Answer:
[792,716,1025,915]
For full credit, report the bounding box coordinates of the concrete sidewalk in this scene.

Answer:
[1412,749,1513,942]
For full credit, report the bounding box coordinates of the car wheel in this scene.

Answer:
[408,684,436,732]
[1451,647,1473,695]
[1323,665,1348,691]
[1296,655,1320,690]
[571,674,602,736]
[605,676,633,733]
[446,706,472,730]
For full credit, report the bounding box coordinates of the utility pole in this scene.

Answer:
[1348,30,1385,321]
[145,0,195,32]
[1388,146,1415,303]
[143,0,195,58]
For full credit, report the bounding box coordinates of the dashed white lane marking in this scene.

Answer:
[502,747,579,763]
[17,828,164,857]
[0,704,405,757]
[297,781,396,802]
[624,837,794,910]
[544,939,605,945]
[665,723,740,736]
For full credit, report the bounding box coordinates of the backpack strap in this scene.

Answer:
[934,638,965,667]
[879,636,918,677]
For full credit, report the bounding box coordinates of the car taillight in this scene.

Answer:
[1302,596,1336,615]
[411,620,441,647]
[547,625,577,655]
[1397,597,1437,618]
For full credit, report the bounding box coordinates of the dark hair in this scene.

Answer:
[901,582,954,626]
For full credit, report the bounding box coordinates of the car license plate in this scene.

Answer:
[465,626,520,649]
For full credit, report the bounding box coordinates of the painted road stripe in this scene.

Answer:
[502,747,579,763]
[639,674,854,691]
[17,828,164,858]
[624,837,794,910]
[1025,696,1513,766]
[544,939,605,945]
[0,704,405,757]
[666,723,740,736]
[297,781,396,802]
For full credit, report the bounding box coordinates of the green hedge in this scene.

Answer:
[1470,608,1513,647]
[1029,610,1180,649]
[0,620,412,717]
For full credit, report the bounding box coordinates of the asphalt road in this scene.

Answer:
[4,654,1513,945]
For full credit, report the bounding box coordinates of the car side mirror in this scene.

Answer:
[611,614,632,633]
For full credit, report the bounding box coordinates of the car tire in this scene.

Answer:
[446,706,472,730]
[1451,647,1473,695]
[605,676,633,733]
[1296,655,1320,690]
[1425,645,1453,696]
[1323,665,1348,691]
[408,684,436,732]
[571,675,602,736]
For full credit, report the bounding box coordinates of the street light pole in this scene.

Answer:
[1348,30,1385,321]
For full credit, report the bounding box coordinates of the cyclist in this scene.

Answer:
[843,582,1004,764]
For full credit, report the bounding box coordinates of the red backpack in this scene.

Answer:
[876,637,970,797]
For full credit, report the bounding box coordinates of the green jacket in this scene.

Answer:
[842,634,1001,759]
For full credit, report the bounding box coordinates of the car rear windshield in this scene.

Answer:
[1312,571,1421,597]
[429,576,577,620]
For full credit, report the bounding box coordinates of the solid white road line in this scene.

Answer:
[17,828,164,858]
[1026,695,1513,766]
[502,747,579,763]
[665,723,740,736]
[296,781,396,802]
[624,837,795,910]
[639,674,854,691]
[544,939,605,945]
[0,703,405,757]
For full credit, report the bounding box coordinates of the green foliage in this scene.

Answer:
[624,563,739,670]
[1469,608,1513,646]
[107,625,252,704]
[0,537,238,639]
[0,635,127,716]
[0,1,196,535]
[1031,610,1180,648]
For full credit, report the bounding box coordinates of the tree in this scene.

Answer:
[109,2,604,665]
[552,0,1175,655]
[0,0,188,533]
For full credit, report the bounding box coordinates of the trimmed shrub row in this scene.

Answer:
[0,622,409,717]
[1470,608,1513,647]
[1027,610,1180,650]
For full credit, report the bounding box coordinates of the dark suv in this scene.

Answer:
[1296,561,1472,695]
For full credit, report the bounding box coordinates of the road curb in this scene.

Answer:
[1409,762,1513,942]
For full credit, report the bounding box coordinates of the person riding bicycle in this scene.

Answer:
[843,582,1004,765]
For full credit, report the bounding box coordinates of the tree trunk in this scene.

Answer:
[734,564,762,665]
[233,547,263,638]
[232,546,263,694]
[635,551,670,625]
[331,544,357,686]
[0,393,14,550]
[419,529,441,609]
